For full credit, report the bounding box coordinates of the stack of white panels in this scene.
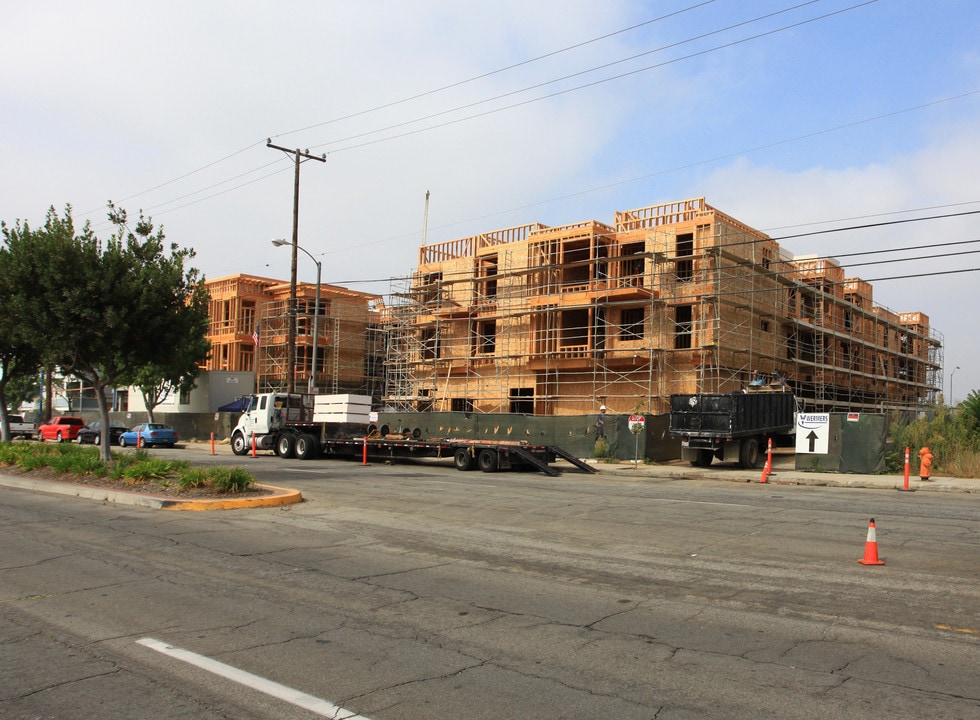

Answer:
[313,394,373,423]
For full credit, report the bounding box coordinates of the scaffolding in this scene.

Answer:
[383,198,941,415]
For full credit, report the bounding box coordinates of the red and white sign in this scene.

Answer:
[628,414,646,430]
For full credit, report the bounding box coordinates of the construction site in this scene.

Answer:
[203,274,385,396]
[382,197,942,416]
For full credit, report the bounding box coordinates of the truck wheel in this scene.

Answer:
[231,432,249,456]
[453,448,475,471]
[477,448,498,473]
[691,449,714,467]
[56,431,63,443]
[739,438,760,469]
[295,434,319,460]
[277,433,296,459]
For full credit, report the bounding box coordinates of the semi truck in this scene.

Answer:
[669,386,797,468]
[229,392,595,477]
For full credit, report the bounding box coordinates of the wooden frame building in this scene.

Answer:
[203,274,385,396]
[384,198,941,415]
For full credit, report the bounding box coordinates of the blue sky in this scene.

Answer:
[3,0,978,402]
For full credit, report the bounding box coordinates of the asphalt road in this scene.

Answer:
[1,448,977,719]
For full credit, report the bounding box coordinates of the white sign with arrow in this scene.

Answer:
[796,413,830,454]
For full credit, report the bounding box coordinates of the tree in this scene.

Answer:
[133,364,205,424]
[0,239,42,441]
[1,204,210,459]
[959,389,980,426]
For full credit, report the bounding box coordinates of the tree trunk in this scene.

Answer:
[93,380,114,462]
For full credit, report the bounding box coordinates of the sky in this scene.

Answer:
[3,0,979,403]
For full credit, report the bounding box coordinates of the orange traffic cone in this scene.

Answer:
[858,518,885,566]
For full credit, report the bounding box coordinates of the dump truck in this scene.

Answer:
[669,386,797,468]
[229,392,595,477]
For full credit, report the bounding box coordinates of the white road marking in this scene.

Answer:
[425,480,496,487]
[137,638,372,719]
[655,498,752,508]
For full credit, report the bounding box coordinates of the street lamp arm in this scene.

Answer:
[272,238,322,394]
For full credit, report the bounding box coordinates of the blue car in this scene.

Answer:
[119,423,179,448]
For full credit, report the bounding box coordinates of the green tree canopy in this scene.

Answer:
[1,204,210,458]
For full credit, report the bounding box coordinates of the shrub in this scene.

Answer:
[887,406,980,476]
[177,467,210,489]
[199,466,253,493]
[47,447,108,477]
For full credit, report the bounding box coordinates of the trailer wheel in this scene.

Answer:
[691,449,714,467]
[231,432,249,456]
[477,448,498,473]
[739,438,760,469]
[295,433,319,460]
[453,448,475,471]
[277,433,296,459]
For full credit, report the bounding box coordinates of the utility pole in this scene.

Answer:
[267,140,326,394]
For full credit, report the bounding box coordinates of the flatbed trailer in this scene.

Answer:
[320,435,594,476]
[236,423,595,477]
[229,392,596,476]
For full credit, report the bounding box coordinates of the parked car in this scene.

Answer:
[118,423,179,448]
[36,416,85,442]
[76,420,129,446]
[6,414,36,440]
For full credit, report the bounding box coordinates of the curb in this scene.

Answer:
[0,475,302,511]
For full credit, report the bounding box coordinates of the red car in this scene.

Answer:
[36,416,85,442]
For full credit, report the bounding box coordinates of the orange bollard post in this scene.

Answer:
[897,446,915,492]
[251,432,257,458]
[137,433,142,449]
[362,436,368,465]
[210,432,215,456]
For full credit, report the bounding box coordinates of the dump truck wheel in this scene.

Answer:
[739,438,760,469]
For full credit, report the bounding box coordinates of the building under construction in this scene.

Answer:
[383,197,941,415]
[203,274,384,396]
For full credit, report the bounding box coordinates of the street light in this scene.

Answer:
[950,365,960,407]
[272,239,322,394]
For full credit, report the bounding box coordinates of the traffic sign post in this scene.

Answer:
[628,415,645,468]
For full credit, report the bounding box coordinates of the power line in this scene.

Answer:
[316,1,879,154]
[270,0,722,141]
[94,1,870,220]
[303,0,829,152]
[90,2,720,222]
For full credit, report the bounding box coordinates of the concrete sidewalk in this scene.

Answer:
[590,455,978,493]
